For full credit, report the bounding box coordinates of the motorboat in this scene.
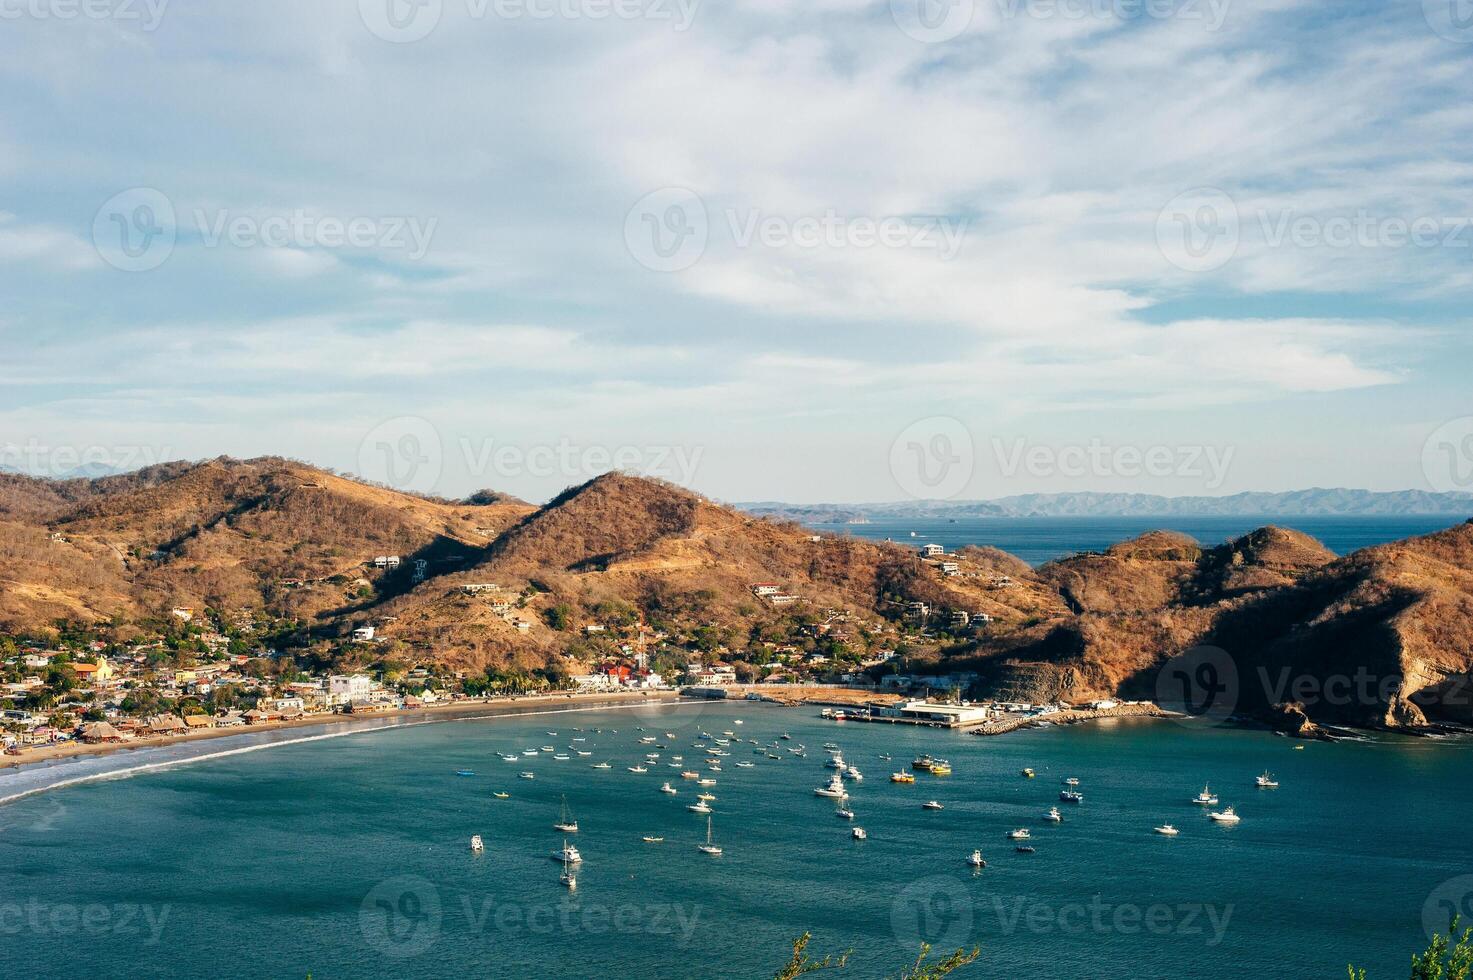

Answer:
[455,770,476,777]
[519,771,535,780]
[814,776,848,799]
[1062,777,1080,787]
[1059,790,1083,803]
[493,792,510,799]
[922,800,944,811]
[1043,807,1062,822]
[835,807,855,820]
[687,801,712,814]
[852,827,867,840]
[967,850,986,868]
[890,772,916,784]
[1255,771,1279,788]
[1020,768,1035,778]
[470,835,484,852]
[1192,785,1219,805]
[1154,824,1180,836]
[1015,845,1037,854]
[551,840,582,864]
[627,765,649,773]
[660,782,678,794]
[1209,806,1241,824]
[591,762,612,770]
[642,836,664,843]
[1008,828,1032,840]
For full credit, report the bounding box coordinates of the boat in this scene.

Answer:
[1255,771,1280,788]
[540,746,555,752]
[591,762,612,770]
[822,742,839,750]
[845,766,863,781]
[554,796,578,833]
[499,753,519,762]
[735,761,755,768]
[455,770,476,777]
[1043,807,1062,822]
[640,736,657,744]
[1192,785,1218,805]
[1059,790,1083,803]
[781,732,792,740]
[553,754,570,761]
[1015,845,1037,854]
[697,792,716,801]
[551,839,582,864]
[681,771,700,779]
[922,800,944,811]
[835,807,855,820]
[825,753,846,770]
[698,778,717,787]
[522,748,538,756]
[890,772,916,784]
[576,751,592,757]
[560,870,577,890]
[1209,806,1241,824]
[470,835,485,852]
[697,815,722,856]
[1063,777,1080,787]
[1020,768,1035,778]
[642,836,664,843]
[493,792,510,799]
[928,762,952,776]
[1008,828,1032,840]
[660,782,677,794]
[852,827,867,840]
[1154,824,1180,836]
[1293,745,1306,751]
[688,800,712,814]
[627,765,649,773]
[519,771,536,780]
[546,731,558,736]
[814,776,848,799]
[912,755,935,770]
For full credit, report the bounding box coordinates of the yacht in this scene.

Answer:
[922,800,944,811]
[852,827,867,840]
[659,782,678,794]
[890,772,916,784]
[967,850,986,868]
[826,753,847,770]
[814,775,848,799]
[1209,806,1241,824]
[687,801,713,814]
[553,796,578,833]
[1043,807,1062,822]
[697,816,723,856]
[845,766,863,781]
[591,762,612,770]
[1192,785,1218,805]
[1059,790,1083,803]
[1255,771,1280,788]
[1008,828,1032,840]
[1154,824,1180,836]
[470,835,485,852]
[551,840,582,864]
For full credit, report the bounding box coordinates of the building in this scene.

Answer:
[352,626,376,642]
[750,583,781,597]
[327,674,374,708]
[920,543,945,558]
[949,610,970,628]
[878,700,992,727]
[71,657,114,684]
[939,561,960,576]
[460,583,502,595]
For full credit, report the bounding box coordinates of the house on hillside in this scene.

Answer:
[920,543,945,558]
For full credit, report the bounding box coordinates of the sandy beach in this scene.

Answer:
[1,690,681,773]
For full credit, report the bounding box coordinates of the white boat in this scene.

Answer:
[1209,806,1241,824]
[835,807,855,820]
[470,834,485,852]
[540,746,555,752]
[1043,807,1062,822]
[627,765,649,773]
[814,776,848,799]
[1192,785,1219,805]
[591,762,612,770]
[697,792,716,801]
[519,771,535,780]
[698,778,717,787]
[922,800,944,811]
[851,827,867,840]
[1063,777,1080,786]
[552,839,582,864]
[553,754,570,761]
[735,762,755,768]
[641,836,664,843]
[576,751,592,757]
[697,815,722,856]
[1255,771,1279,788]
[522,748,538,756]
[845,766,863,781]
[1059,790,1083,803]
[826,754,847,770]
[1008,828,1032,840]
[499,753,519,762]
[687,801,712,814]
[560,870,577,890]
[554,795,578,833]
[967,849,985,868]
[660,782,677,794]
[1154,824,1180,836]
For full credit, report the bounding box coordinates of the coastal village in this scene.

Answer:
[0,539,1111,761]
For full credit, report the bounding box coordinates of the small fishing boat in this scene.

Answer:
[455,770,476,777]
[499,753,519,762]
[698,778,717,787]
[493,792,510,799]
[553,754,570,761]
[540,746,555,753]
[591,762,612,770]
[735,761,755,768]
[928,762,952,776]
[781,732,792,740]
[890,772,916,784]
[1043,807,1062,822]
[697,792,716,801]
[1008,828,1032,840]
[852,827,867,840]
[681,771,700,779]
[912,755,935,770]
[1154,824,1180,836]
[470,835,485,852]
[660,782,678,794]
[519,771,536,780]
[1063,777,1080,787]
[1020,768,1035,778]
[522,748,538,756]
[642,836,664,843]
[687,801,712,814]
[627,765,649,773]
[1059,790,1083,803]
[1209,806,1241,824]
[1255,771,1279,788]
[835,807,855,820]
[922,800,944,811]
[1192,785,1219,805]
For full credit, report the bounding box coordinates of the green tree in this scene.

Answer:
[772,935,978,980]
[1350,918,1472,980]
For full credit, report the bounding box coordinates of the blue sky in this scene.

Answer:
[1,0,1471,502]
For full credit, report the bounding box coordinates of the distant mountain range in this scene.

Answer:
[737,489,1473,522]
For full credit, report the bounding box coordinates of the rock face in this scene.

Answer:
[2,461,1472,731]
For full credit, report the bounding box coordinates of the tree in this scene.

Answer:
[1350,918,1472,979]
[544,604,574,631]
[771,935,977,980]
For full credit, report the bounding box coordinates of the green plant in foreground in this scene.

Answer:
[773,934,979,980]
[1350,917,1472,980]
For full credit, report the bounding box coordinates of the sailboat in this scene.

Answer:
[560,869,577,890]
[697,815,723,856]
[554,795,578,833]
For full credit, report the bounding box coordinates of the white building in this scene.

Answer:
[920,543,945,558]
[352,626,376,642]
[327,674,374,708]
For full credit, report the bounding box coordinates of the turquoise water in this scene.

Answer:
[810,516,1466,565]
[2,702,1469,979]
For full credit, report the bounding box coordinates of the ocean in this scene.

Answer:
[1,701,1469,979]
[805,515,1467,565]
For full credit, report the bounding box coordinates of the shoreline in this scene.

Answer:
[0,690,681,775]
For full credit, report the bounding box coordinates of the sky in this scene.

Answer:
[1,0,1472,503]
